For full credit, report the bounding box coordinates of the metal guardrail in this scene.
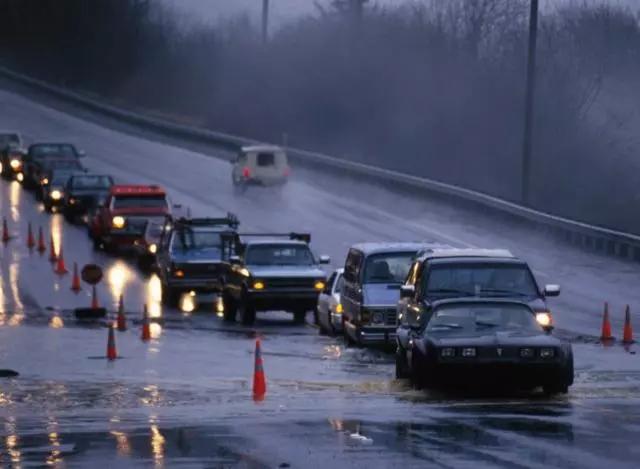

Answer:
[2,65,639,263]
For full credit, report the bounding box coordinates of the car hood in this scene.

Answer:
[426,329,560,347]
[171,247,223,264]
[248,265,325,278]
[362,283,401,306]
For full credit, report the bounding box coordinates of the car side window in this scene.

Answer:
[344,250,363,284]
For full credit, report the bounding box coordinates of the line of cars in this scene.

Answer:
[2,131,573,394]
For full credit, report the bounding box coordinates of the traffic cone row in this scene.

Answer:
[54,246,68,275]
[600,302,634,344]
[253,338,267,401]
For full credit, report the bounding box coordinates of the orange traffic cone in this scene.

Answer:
[49,234,58,263]
[116,295,127,332]
[26,222,35,249]
[141,305,151,342]
[37,226,46,253]
[54,246,68,275]
[106,322,118,361]
[71,262,81,292]
[91,285,99,310]
[623,305,634,344]
[601,302,614,342]
[2,218,10,243]
[252,338,266,401]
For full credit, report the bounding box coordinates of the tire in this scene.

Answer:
[238,292,256,325]
[222,291,237,322]
[410,349,428,389]
[395,346,410,380]
[293,310,307,324]
[343,321,356,347]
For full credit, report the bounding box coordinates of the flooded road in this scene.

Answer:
[1,86,639,467]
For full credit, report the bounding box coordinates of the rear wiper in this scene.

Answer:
[475,320,500,328]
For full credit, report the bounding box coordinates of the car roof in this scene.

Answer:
[245,239,308,247]
[350,242,446,256]
[110,185,166,196]
[241,145,285,153]
[417,248,515,262]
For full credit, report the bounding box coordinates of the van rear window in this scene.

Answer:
[113,195,167,209]
[257,153,275,167]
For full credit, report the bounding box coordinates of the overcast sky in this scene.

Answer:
[162,0,639,27]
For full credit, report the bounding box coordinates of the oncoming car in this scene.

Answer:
[62,174,114,223]
[22,143,85,189]
[0,131,25,180]
[395,298,574,395]
[41,169,83,212]
[231,145,289,192]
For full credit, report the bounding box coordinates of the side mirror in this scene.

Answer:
[319,255,330,265]
[544,284,561,297]
[229,255,242,265]
[78,150,86,157]
[400,284,415,299]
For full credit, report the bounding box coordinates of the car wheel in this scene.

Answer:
[222,292,237,322]
[343,322,356,347]
[239,292,256,325]
[410,349,428,389]
[395,346,410,380]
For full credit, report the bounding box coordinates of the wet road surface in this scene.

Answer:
[1,88,639,467]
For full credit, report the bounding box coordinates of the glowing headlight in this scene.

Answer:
[148,243,157,254]
[9,158,21,170]
[41,177,49,185]
[536,312,553,327]
[50,190,62,200]
[314,281,326,291]
[335,303,343,314]
[174,269,184,278]
[16,173,24,182]
[69,197,76,205]
[440,347,455,358]
[540,348,555,359]
[253,281,265,290]
[112,216,125,229]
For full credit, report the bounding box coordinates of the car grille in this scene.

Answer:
[181,263,225,278]
[476,347,519,359]
[366,308,397,326]
[262,278,317,289]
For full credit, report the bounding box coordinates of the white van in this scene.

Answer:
[231,145,289,191]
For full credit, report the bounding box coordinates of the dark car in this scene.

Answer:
[156,215,240,306]
[62,174,114,223]
[40,169,84,212]
[341,243,446,347]
[395,298,574,395]
[223,233,330,325]
[22,143,84,189]
[0,131,25,180]
[397,249,560,330]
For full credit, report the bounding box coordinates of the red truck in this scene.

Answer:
[89,185,170,251]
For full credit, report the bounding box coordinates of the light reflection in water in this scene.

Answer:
[8,264,24,326]
[180,292,196,313]
[147,274,163,319]
[49,212,63,254]
[110,431,132,456]
[46,417,63,466]
[108,261,133,306]
[4,416,21,467]
[149,416,166,468]
[10,180,21,221]
[150,322,162,339]
[49,315,64,329]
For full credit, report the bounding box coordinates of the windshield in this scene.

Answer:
[424,263,539,298]
[113,195,167,209]
[245,244,315,266]
[0,134,20,147]
[427,303,542,333]
[30,144,78,159]
[171,229,221,251]
[71,176,112,190]
[362,252,416,284]
[51,172,74,186]
[45,159,82,171]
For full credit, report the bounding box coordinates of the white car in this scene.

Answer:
[231,145,289,192]
[316,268,344,335]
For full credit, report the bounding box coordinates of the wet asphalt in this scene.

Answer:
[0,88,639,468]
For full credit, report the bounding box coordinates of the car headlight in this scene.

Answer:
[9,158,21,170]
[16,172,24,182]
[314,281,326,291]
[41,177,49,185]
[372,311,384,324]
[440,347,455,358]
[461,347,476,358]
[539,348,555,359]
[253,281,265,290]
[50,190,62,200]
[173,269,184,278]
[335,303,343,314]
[148,243,157,254]
[520,348,535,358]
[112,216,126,229]
[69,197,76,204]
[536,312,553,327]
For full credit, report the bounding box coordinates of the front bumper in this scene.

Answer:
[167,278,224,293]
[330,312,344,330]
[247,289,320,312]
[344,321,396,345]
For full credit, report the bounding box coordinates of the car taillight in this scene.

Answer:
[283,166,290,177]
[242,167,251,178]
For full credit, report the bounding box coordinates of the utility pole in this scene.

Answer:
[262,0,270,44]
[521,0,539,206]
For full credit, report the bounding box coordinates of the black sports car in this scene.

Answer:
[396,298,574,395]
[62,174,114,223]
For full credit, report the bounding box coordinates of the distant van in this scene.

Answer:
[231,145,289,192]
